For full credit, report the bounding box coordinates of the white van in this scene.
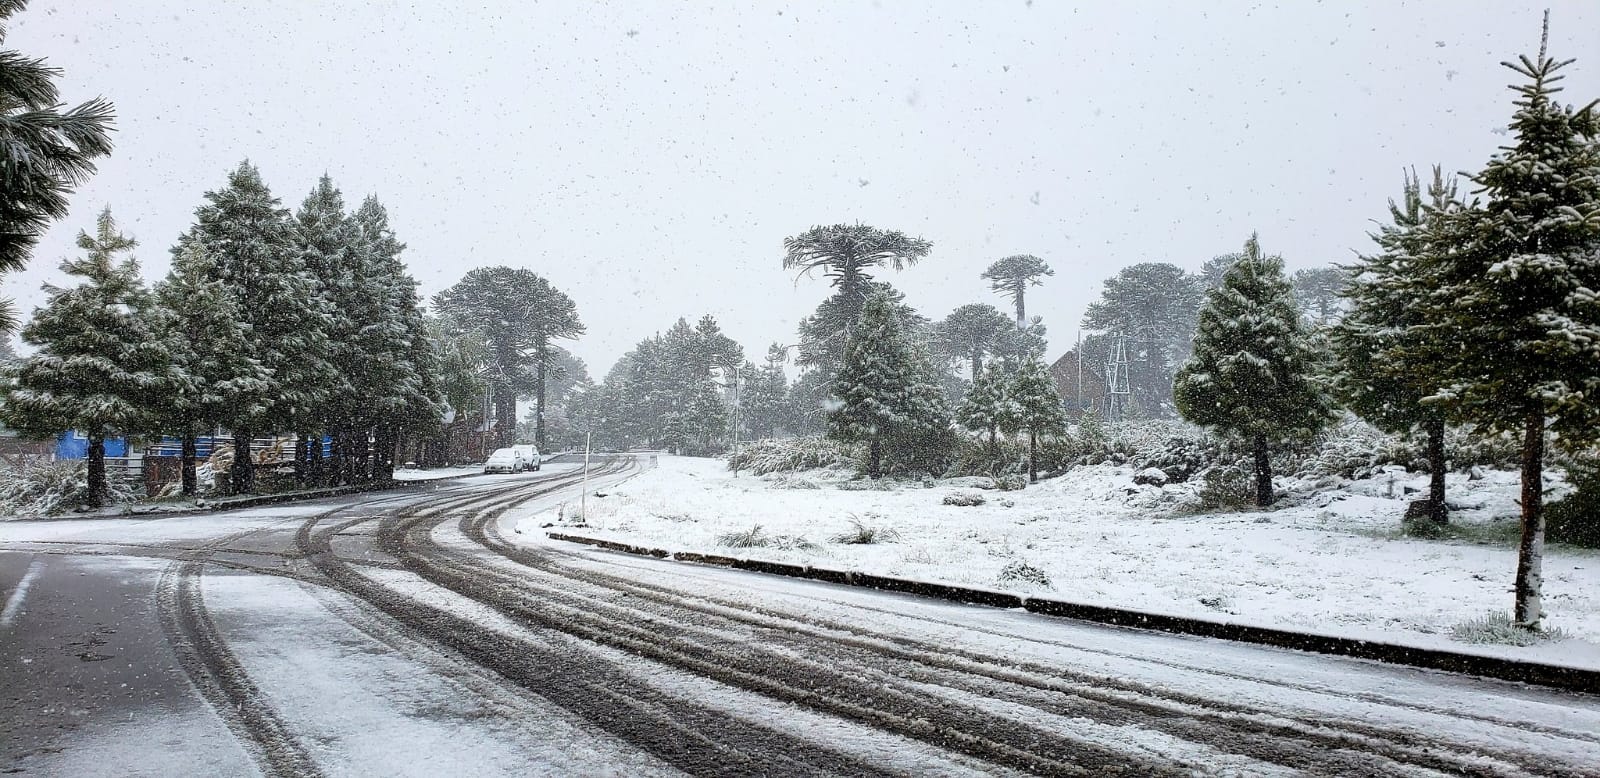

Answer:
[511,444,541,471]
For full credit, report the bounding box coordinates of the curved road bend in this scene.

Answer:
[1,454,1597,776]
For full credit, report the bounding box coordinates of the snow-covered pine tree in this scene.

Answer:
[1,208,180,506]
[955,359,1015,456]
[1332,167,1461,523]
[354,196,440,479]
[1291,267,1350,327]
[177,161,338,493]
[740,344,792,440]
[155,242,271,495]
[1419,18,1600,628]
[1007,354,1068,483]
[829,291,953,478]
[293,175,361,484]
[1174,234,1335,506]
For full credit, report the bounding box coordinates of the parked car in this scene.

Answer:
[511,444,541,471]
[483,447,525,474]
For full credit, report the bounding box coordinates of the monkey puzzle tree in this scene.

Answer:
[981,254,1053,328]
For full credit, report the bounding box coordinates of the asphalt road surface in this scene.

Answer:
[3,454,1598,776]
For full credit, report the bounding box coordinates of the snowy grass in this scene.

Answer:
[524,455,1600,667]
[1450,611,1570,647]
[830,516,900,545]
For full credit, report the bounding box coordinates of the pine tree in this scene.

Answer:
[1420,18,1600,628]
[292,175,360,483]
[177,161,338,493]
[1291,267,1350,327]
[155,242,271,495]
[1,209,179,506]
[0,1,115,333]
[1007,354,1069,482]
[955,359,1015,456]
[353,195,439,479]
[1174,235,1335,506]
[829,292,953,478]
[741,344,792,440]
[1332,168,1461,523]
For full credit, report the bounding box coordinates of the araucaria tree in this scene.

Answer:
[828,292,953,478]
[1,209,178,506]
[433,267,583,450]
[1174,235,1334,507]
[1082,262,1204,417]
[934,303,1014,379]
[1006,354,1068,483]
[0,0,115,334]
[783,224,932,429]
[1333,167,1461,524]
[1420,22,1600,629]
[981,254,1053,328]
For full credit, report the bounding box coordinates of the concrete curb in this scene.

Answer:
[546,532,1600,695]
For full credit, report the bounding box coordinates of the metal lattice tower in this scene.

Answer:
[1104,332,1131,423]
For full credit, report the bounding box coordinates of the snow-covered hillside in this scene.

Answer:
[523,455,1600,668]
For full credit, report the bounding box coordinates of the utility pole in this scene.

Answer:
[1075,330,1083,415]
[580,431,591,523]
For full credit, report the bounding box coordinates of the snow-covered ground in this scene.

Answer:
[524,455,1600,668]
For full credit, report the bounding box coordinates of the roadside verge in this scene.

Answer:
[547,531,1600,695]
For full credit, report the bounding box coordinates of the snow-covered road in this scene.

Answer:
[3,455,1598,776]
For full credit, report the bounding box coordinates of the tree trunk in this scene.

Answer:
[180,432,198,497]
[86,432,107,508]
[535,346,547,450]
[293,432,309,486]
[1252,433,1272,507]
[1426,419,1448,524]
[231,431,254,494]
[868,438,883,479]
[1514,410,1546,629]
[1014,289,1026,329]
[496,387,517,449]
[970,350,982,382]
[1028,431,1038,483]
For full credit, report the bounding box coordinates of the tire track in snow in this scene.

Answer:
[463,519,1581,776]
[297,460,904,778]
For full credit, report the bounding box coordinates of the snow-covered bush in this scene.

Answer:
[993,474,1027,491]
[1449,611,1568,646]
[942,491,985,507]
[1126,422,1224,483]
[1291,417,1405,480]
[726,436,855,475]
[942,434,1026,478]
[715,525,770,548]
[997,560,1052,589]
[830,515,900,544]
[0,458,138,516]
[1186,463,1253,512]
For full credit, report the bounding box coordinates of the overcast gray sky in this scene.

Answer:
[8,1,1599,375]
